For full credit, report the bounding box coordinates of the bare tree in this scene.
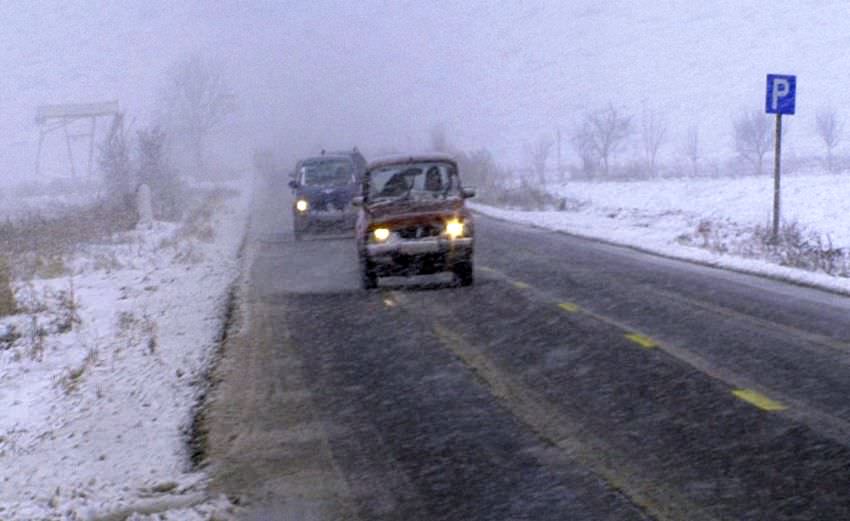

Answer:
[684,125,700,176]
[429,122,449,153]
[573,104,632,178]
[98,114,132,203]
[161,55,237,172]
[640,108,667,177]
[816,107,843,172]
[571,128,597,179]
[526,134,554,185]
[137,126,181,220]
[733,110,772,175]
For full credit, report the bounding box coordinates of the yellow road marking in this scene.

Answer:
[558,302,580,313]
[625,333,658,349]
[512,281,531,289]
[382,293,398,308]
[732,389,787,411]
[432,323,720,521]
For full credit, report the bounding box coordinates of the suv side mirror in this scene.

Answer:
[351,195,364,206]
[288,180,298,189]
[461,187,476,199]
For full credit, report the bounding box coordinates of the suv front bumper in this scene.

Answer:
[367,237,473,258]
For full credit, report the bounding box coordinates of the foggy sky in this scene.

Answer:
[3,1,849,179]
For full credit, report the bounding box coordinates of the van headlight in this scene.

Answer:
[295,199,309,212]
[445,219,465,239]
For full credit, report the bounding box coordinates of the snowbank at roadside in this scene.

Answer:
[470,172,850,296]
[0,177,251,520]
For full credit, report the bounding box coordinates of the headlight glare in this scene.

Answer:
[445,219,464,239]
[373,227,391,242]
[295,199,309,212]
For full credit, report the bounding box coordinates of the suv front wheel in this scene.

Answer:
[453,258,474,287]
[360,254,378,289]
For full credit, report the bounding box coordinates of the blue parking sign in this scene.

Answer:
[766,74,796,115]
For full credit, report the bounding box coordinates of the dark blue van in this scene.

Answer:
[289,150,366,239]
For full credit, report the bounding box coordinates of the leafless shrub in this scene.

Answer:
[816,107,843,172]
[54,279,81,334]
[688,218,849,276]
[92,251,124,273]
[0,324,21,350]
[28,316,46,361]
[733,110,773,176]
[487,181,571,211]
[57,348,98,395]
[752,221,848,275]
[0,204,136,279]
[32,254,67,280]
[141,315,158,355]
[116,311,137,334]
[0,256,15,316]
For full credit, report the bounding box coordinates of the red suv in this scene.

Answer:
[354,154,475,289]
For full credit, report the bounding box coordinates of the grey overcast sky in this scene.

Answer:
[3,1,849,177]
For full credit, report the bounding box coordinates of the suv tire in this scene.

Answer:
[360,255,378,289]
[454,259,474,287]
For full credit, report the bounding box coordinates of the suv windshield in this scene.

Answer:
[300,159,353,187]
[368,162,458,201]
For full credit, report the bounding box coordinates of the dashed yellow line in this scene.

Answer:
[732,389,787,411]
[558,302,580,313]
[477,265,799,418]
[382,293,398,308]
[625,333,658,349]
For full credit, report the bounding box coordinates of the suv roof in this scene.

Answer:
[367,153,456,172]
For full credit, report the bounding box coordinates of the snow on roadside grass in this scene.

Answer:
[470,172,850,295]
[0,179,250,520]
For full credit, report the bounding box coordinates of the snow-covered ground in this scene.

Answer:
[471,171,850,295]
[0,177,251,520]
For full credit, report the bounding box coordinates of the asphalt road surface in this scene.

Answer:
[203,173,850,520]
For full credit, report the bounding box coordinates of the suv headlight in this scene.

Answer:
[372,227,391,242]
[445,219,464,239]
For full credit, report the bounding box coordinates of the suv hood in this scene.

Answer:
[366,198,465,221]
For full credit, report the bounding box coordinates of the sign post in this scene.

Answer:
[765,74,796,241]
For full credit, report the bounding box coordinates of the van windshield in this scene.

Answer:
[300,160,353,187]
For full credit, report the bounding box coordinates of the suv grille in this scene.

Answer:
[396,222,443,239]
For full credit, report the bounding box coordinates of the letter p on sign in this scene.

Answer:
[766,74,796,115]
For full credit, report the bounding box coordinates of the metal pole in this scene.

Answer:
[88,116,97,177]
[35,131,44,177]
[63,118,76,178]
[772,113,782,241]
[556,127,562,181]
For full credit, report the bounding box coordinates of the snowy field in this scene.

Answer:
[0,177,251,520]
[471,171,850,295]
